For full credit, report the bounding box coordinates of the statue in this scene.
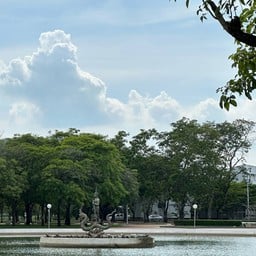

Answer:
[79,190,115,238]
[41,189,155,248]
[92,191,100,221]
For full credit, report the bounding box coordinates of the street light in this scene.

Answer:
[126,204,129,225]
[245,170,252,220]
[192,204,198,228]
[246,176,250,220]
[47,203,52,229]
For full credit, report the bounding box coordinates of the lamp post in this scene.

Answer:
[246,176,250,220]
[126,204,129,225]
[47,203,52,229]
[245,170,252,220]
[192,204,198,228]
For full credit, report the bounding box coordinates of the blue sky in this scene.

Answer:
[0,0,255,164]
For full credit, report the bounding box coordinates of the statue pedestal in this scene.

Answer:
[40,235,155,248]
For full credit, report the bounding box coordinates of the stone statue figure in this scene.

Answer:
[79,190,115,238]
[92,191,100,221]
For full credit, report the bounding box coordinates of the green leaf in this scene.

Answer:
[245,91,252,100]
[230,99,237,107]
[224,100,230,111]
[219,95,226,109]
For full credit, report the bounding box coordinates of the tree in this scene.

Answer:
[41,159,86,226]
[110,131,140,221]
[60,133,128,219]
[223,182,247,218]
[174,0,256,109]
[2,134,53,225]
[128,129,168,221]
[158,118,255,218]
[211,119,255,217]
[158,118,203,219]
[183,121,224,218]
[0,158,27,225]
[148,154,173,222]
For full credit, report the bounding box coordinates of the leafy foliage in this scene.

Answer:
[173,0,256,109]
[0,119,254,223]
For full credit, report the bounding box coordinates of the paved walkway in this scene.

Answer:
[1,224,256,237]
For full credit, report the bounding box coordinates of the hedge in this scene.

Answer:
[173,219,242,227]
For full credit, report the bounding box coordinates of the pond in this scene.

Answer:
[0,235,255,256]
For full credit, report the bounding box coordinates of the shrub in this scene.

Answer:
[173,219,242,227]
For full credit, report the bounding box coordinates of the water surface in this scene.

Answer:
[0,235,255,256]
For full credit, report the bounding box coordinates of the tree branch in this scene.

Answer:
[206,0,256,47]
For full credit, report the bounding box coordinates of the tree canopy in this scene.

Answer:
[0,119,255,224]
[174,0,256,109]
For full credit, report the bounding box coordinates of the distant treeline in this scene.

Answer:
[0,118,255,225]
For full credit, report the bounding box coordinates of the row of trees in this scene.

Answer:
[114,118,255,221]
[0,118,255,225]
[0,129,131,225]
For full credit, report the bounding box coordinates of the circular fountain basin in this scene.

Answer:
[40,235,155,248]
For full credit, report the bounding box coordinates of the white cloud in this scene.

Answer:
[38,30,77,54]
[225,98,256,122]
[9,101,40,126]
[0,30,109,129]
[183,98,221,122]
[0,29,251,143]
[0,58,30,86]
[104,90,225,133]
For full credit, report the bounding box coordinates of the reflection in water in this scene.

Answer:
[0,236,256,256]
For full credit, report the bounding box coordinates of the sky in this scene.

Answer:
[0,0,256,164]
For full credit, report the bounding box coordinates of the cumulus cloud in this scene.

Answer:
[182,98,221,122]
[0,30,108,130]
[104,89,225,134]
[225,98,256,122]
[0,58,30,86]
[9,101,40,126]
[0,29,246,137]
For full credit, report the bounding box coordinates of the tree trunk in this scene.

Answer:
[41,203,45,226]
[0,206,3,223]
[207,197,213,219]
[25,202,33,225]
[57,202,61,226]
[123,204,129,224]
[178,202,185,219]
[143,204,151,222]
[163,200,169,223]
[65,203,71,225]
[11,202,17,225]
[144,211,149,222]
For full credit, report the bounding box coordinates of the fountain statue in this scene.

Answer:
[40,190,154,248]
[78,191,115,238]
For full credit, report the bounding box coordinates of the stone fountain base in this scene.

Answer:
[40,234,155,248]
[42,192,155,248]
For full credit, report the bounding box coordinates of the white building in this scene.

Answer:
[151,201,191,219]
[235,164,256,184]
